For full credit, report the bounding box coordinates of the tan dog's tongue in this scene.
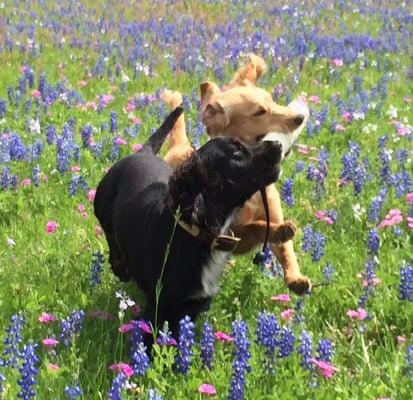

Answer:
[262,99,309,158]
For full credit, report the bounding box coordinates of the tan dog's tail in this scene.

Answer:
[231,53,267,86]
[161,90,194,170]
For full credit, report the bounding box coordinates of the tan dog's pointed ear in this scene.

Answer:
[200,81,220,111]
[231,53,267,85]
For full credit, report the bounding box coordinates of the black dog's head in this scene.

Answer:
[169,137,282,233]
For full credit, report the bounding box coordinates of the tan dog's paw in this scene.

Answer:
[160,89,183,109]
[272,220,297,243]
[286,274,312,295]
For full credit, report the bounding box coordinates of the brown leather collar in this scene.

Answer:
[177,219,241,252]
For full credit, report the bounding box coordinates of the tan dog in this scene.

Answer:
[162,54,311,295]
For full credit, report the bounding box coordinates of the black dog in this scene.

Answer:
[94,107,295,343]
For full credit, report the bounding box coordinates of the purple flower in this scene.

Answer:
[108,373,126,400]
[110,111,118,133]
[81,125,93,147]
[9,133,26,161]
[359,257,379,307]
[200,322,215,369]
[132,342,149,376]
[32,165,40,187]
[1,167,12,191]
[18,342,40,400]
[311,231,326,262]
[322,263,335,284]
[278,326,295,358]
[1,314,26,368]
[316,339,335,363]
[45,124,56,145]
[368,188,387,223]
[400,263,413,302]
[298,330,313,370]
[228,320,251,400]
[68,174,89,197]
[64,384,83,399]
[60,310,85,346]
[406,345,413,372]
[175,316,195,375]
[281,177,294,207]
[302,224,314,253]
[156,323,176,346]
[256,313,279,372]
[367,229,380,256]
[0,99,6,118]
[90,251,104,287]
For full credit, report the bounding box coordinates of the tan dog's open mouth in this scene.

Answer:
[261,99,309,158]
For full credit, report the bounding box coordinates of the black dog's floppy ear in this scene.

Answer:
[168,152,207,220]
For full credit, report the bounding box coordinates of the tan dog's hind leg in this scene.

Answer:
[161,90,194,170]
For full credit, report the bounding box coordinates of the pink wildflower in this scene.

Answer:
[397,335,406,344]
[137,320,152,334]
[78,80,88,87]
[118,323,135,333]
[334,123,346,132]
[109,363,134,377]
[71,165,81,173]
[407,193,413,203]
[347,308,368,321]
[126,101,135,113]
[403,96,411,103]
[214,331,234,343]
[115,137,127,146]
[198,384,217,396]
[331,58,343,67]
[21,178,31,187]
[308,95,320,104]
[407,217,413,229]
[95,225,104,236]
[38,312,57,324]
[132,143,143,153]
[87,189,96,203]
[342,111,352,122]
[84,101,97,110]
[78,204,86,213]
[297,144,309,155]
[362,277,381,287]
[311,358,339,378]
[31,89,41,99]
[271,294,291,303]
[131,305,141,315]
[47,363,60,372]
[280,309,294,321]
[42,338,60,347]
[131,116,141,125]
[46,220,59,234]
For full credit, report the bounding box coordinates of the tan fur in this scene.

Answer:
[162,55,311,295]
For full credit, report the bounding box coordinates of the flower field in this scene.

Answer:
[0,0,412,398]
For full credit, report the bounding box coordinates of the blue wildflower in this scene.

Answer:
[298,330,313,370]
[45,124,56,145]
[9,133,26,161]
[406,345,413,373]
[0,373,5,396]
[64,384,83,399]
[68,174,89,197]
[132,342,149,376]
[1,314,26,368]
[256,312,279,372]
[359,257,379,308]
[90,251,104,288]
[302,224,314,253]
[175,316,195,375]
[110,111,118,133]
[200,322,215,369]
[281,177,294,207]
[56,137,72,173]
[311,231,326,262]
[18,342,40,400]
[81,125,93,147]
[108,373,126,400]
[60,310,85,346]
[148,389,163,400]
[367,229,380,256]
[400,263,413,302]
[1,167,11,191]
[32,165,40,187]
[156,322,175,346]
[130,321,144,357]
[316,339,335,363]
[322,263,335,284]
[0,99,7,118]
[278,327,295,358]
[228,320,251,400]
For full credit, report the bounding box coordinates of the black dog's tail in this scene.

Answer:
[142,106,183,154]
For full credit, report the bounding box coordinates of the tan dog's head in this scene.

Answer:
[200,54,309,157]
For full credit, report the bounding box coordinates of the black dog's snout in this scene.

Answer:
[293,114,305,127]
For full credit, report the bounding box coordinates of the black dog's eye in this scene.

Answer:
[253,107,266,117]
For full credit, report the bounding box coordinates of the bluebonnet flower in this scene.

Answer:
[0,373,5,396]
[156,322,176,346]
[24,99,32,113]
[1,167,12,191]
[80,125,93,147]
[108,373,126,400]
[322,263,335,284]
[406,345,413,374]
[367,229,380,256]
[368,188,387,223]
[45,124,56,145]
[18,342,40,400]
[89,141,104,159]
[281,178,294,207]
[24,68,35,88]
[148,389,163,400]
[110,111,118,133]
[390,171,412,198]
[32,165,40,187]
[294,160,305,174]
[359,257,379,308]
[256,313,279,372]
[378,148,392,185]
[132,342,149,376]
[111,137,120,161]
[306,150,328,199]
[175,316,195,375]
[200,322,215,369]
[302,224,314,253]
[1,314,26,367]
[278,327,295,358]
[393,226,402,237]
[68,174,89,197]
[316,339,335,363]
[311,231,326,262]
[18,76,27,94]
[60,310,85,346]
[90,251,104,287]
[340,141,367,195]
[56,137,72,173]
[396,149,409,169]
[130,321,144,357]
[64,384,83,399]
[38,73,46,99]
[9,133,26,161]
[228,320,251,400]
[0,99,7,118]
[313,104,329,134]
[400,263,413,302]
[298,330,313,370]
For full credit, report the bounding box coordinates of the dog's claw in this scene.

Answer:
[286,275,312,295]
[276,220,297,243]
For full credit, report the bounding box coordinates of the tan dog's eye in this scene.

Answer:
[253,107,266,117]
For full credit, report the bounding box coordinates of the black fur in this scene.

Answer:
[94,109,283,345]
